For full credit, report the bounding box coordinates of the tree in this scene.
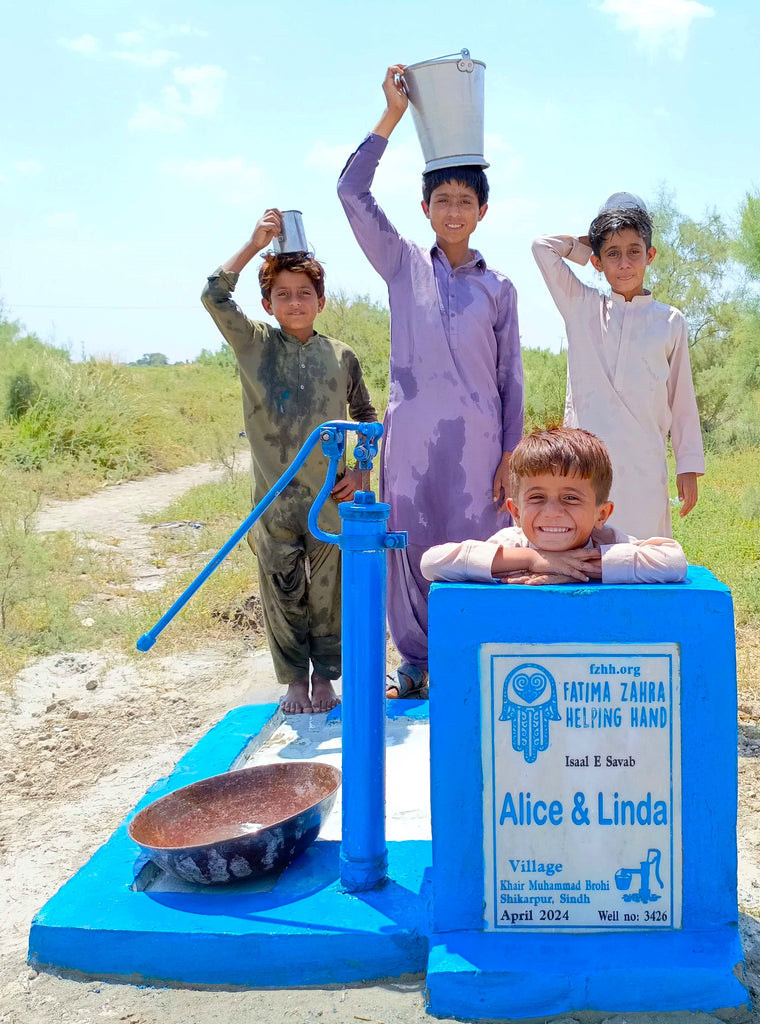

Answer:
[196,344,239,373]
[132,352,169,366]
[647,188,734,349]
[645,189,757,439]
[316,291,391,409]
[734,189,760,280]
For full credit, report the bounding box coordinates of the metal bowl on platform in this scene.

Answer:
[128,761,341,885]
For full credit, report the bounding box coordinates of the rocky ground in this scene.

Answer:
[1,462,760,1024]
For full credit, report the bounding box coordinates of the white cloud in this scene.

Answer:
[128,102,185,134]
[128,65,226,132]
[111,48,178,68]
[116,30,143,46]
[597,0,714,58]
[166,23,208,39]
[15,159,42,177]
[168,157,265,205]
[59,33,99,56]
[169,65,226,116]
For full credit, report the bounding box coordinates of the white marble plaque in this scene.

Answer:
[481,643,682,932]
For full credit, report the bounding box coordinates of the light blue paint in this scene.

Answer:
[28,703,432,986]
[425,566,750,1018]
[29,565,750,1015]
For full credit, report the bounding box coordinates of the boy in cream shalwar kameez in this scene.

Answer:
[532,204,704,540]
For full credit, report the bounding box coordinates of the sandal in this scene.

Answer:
[386,664,429,700]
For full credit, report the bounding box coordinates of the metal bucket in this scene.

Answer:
[402,49,488,173]
[272,209,310,255]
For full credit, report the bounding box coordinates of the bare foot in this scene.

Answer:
[280,680,313,714]
[310,672,341,714]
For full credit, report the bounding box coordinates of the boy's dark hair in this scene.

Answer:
[588,206,653,257]
[422,165,489,207]
[510,426,613,504]
[258,252,325,301]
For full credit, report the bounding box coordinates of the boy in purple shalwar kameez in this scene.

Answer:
[338,65,524,698]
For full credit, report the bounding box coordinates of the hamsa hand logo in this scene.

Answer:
[499,663,560,763]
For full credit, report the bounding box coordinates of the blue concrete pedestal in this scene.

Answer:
[427,931,747,1019]
[426,566,750,1019]
[28,703,432,987]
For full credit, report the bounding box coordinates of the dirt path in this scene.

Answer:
[36,456,251,591]
[2,466,760,1023]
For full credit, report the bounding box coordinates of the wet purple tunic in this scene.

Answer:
[338,133,523,547]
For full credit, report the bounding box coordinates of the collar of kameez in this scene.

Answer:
[279,328,319,345]
[431,245,486,270]
[609,289,653,306]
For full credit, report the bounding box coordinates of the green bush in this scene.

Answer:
[0,315,245,496]
[522,347,567,431]
[5,371,40,421]
[316,292,391,411]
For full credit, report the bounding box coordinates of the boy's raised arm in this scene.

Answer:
[337,66,411,283]
[201,209,282,349]
[531,233,595,320]
[221,209,282,275]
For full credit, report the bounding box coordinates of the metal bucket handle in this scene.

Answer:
[406,48,474,73]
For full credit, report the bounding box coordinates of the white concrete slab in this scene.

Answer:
[243,714,432,841]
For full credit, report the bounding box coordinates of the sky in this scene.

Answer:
[1,0,758,364]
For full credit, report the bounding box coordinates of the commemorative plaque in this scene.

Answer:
[481,642,682,932]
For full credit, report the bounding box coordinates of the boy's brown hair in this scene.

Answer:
[258,252,326,301]
[510,426,613,503]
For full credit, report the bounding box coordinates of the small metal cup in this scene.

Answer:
[272,210,310,254]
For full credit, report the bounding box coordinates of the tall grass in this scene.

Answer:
[1,339,244,498]
[2,304,760,682]
[0,467,133,677]
[671,448,760,625]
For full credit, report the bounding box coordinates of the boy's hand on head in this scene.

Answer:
[676,472,698,517]
[251,209,282,252]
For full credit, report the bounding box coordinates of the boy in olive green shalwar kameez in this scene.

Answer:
[202,209,377,713]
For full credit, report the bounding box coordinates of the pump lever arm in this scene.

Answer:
[136,420,382,652]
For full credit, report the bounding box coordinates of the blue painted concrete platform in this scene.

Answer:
[425,566,751,1018]
[29,701,432,987]
[427,931,748,1019]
